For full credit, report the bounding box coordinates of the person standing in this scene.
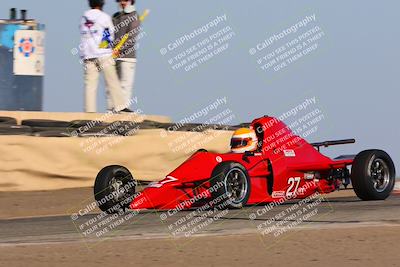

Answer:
[112,0,141,107]
[79,0,132,113]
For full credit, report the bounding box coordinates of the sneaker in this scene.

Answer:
[119,108,134,113]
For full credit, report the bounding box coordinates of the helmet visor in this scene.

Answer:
[230,137,252,149]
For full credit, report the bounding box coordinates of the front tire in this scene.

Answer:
[351,150,395,200]
[210,162,251,209]
[94,165,137,213]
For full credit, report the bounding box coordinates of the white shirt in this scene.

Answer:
[79,9,115,59]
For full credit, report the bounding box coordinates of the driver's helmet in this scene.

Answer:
[230,128,258,153]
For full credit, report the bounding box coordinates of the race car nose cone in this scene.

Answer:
[129,191,155,210]
[129,186,182,210]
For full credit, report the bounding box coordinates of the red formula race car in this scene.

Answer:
[93,116,396,213]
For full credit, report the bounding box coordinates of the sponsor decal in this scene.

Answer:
[216,156,223,163]
[284,149,296,157]
[304,172,314,180]
[272,191,285,198]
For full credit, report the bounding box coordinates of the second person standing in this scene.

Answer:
[111,0,141,108]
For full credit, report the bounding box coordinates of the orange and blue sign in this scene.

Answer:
[18,37,35,57]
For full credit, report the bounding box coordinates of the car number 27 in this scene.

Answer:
[286,177,301,197]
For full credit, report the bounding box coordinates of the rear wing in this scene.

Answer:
[311,139,355,152]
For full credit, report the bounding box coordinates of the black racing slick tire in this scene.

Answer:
[21,119,72,128]
[0,125,32,136]
[210,162,251,209]
[0,117,17,125]
[351,150,395,201]
[94,165,137,214]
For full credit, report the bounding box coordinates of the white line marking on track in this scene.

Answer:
[0,222,399,247]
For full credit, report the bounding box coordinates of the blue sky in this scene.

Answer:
[1,0,399,166]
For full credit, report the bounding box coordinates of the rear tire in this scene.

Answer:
[351,150,395,200]
[210,162,251,209]
[94,165,137,213]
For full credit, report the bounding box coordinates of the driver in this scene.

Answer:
[230,128,258,153]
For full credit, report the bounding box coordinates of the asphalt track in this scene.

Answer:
[1,193,399,247]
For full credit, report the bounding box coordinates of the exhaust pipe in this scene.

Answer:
[10,8,17,20]
[20,9,27,21]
